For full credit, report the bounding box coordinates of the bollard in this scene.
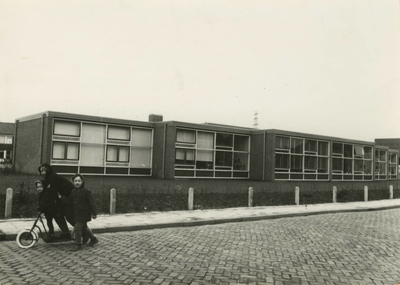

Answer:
[5,188,13,219]
[390,185,393,199]
[188,187,194,210]
[248,187,253,207]
[110,188,116,215]
[295,186,300,205]
[364,186,368,202]
[333,186,337,203]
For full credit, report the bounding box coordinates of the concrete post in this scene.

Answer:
[110,188,116,215]
[389,185,393,199]
[333,186,337,203]
[295,186,300,205]
[248,187,253,207]
[364,186,368,202]
[5,188,13,219]
[188,187,194,210]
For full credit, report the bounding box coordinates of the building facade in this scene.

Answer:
[0,122,14,168]
[12,111,399,183]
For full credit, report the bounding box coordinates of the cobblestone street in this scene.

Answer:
[1,209,400,285]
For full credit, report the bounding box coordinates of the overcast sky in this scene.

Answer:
[1,0,399,142]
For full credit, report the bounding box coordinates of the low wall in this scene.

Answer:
[1,171,399,218]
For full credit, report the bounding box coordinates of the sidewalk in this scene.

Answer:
[1,199,400,241]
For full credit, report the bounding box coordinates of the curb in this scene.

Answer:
[4,205,400,242]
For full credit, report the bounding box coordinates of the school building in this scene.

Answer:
[11,111,399,186]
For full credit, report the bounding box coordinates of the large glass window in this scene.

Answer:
[51,119,153,175]
[175,129,250,178]
[332,142,373,181]
[80,123,106,166]
[275,136,329,180]
[389,152,398,180]
[130,129,153,168]
[375,149,387,180]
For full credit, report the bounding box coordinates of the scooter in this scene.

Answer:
[16,212,73,249]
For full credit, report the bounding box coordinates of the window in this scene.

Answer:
[51,119,153,176]
[318,141,329,156]
[0,135,12,144]
[216,133,233,149]
[375,149,387,180]
[174,129,250,178]
[107,146,129,162]
[389,152,398,180]
[108,126,130,141]
[234,152,248,170]
[216,151,232,167]
[332,142,343,155]
[332,143,373,181]
[54,121,80,137]
[275,153,289,170]
[52,142,79,160]
[275,136,330,180]
[291,138,303,154]
[197,132,214,149]
[132,129,153,147]
[80,123,106,166]
[275,136,290,151]
[175,149,195,165]
[234,135,249,151]
[196,150,213,169]
[176,129,195,144]
[305,140,317,154]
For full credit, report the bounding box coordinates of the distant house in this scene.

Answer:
[12,111,398,185]
[0,122,15,168]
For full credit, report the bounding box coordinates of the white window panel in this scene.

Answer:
[131,129,152,147]
[107,146,118,161]
[197,132,214,149]
[176,129,195,144]
[66,144,79,160]
[81,144,105,166]
[108,126,130,140]
[197,150,213,162]
[130,148,151,167]
[119,147,129,162]
[54,121,80,136]
[52,142,65,159]
[81,123,106,143]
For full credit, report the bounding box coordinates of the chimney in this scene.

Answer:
[149,114,163,122]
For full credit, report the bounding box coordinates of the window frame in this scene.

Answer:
[106,145,130,163]
[174,128,250,179]
[52,141,80,161]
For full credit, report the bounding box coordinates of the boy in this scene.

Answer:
[69,174,99,251]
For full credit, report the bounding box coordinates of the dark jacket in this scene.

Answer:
[69,175,97,223]
[36,180,59,215]
[38,163,75,197]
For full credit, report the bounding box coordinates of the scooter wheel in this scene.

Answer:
[16,229,38,249]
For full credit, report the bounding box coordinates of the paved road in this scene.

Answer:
[1,209,400,285]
